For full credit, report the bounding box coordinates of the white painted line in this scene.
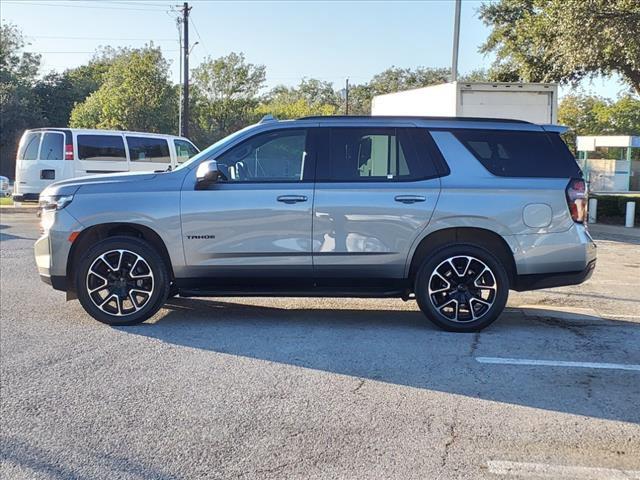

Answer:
[487,460,640,479]
[476,356,640,372]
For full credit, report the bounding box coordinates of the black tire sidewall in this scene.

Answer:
[415,244,509,332]
[75,236,170,326]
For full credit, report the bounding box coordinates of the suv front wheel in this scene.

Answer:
[415,244,509,332]
[75,236,170,326]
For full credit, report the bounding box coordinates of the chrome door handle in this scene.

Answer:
[394,195,426,204]
[277,195,308,204]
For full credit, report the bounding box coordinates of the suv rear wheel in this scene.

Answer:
[415,244,509,332]
[75,236,170,326]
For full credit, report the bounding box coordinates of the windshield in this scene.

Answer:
[173,124,258,171]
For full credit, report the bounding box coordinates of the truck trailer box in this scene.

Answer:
[371,81,558,124]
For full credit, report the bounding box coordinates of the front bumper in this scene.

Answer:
[34,208,84,292]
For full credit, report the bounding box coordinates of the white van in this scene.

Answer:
[13,128,199,201]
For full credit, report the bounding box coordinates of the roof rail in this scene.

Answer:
[297,115,532,124]
[259,114,278,124]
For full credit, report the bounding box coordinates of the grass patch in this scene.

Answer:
[0,197,13,206]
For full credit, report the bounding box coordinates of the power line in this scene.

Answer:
[25,35,176,41]
[189,16,212,59]
[2,1,170,11]
[26,50,179,54]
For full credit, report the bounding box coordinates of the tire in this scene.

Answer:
[414,244,509,332]
[75,236,170,326]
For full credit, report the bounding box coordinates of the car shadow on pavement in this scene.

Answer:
[122,297,640,424]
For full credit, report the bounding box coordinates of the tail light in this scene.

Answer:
[566,178,587,223]
[65,144,74,160]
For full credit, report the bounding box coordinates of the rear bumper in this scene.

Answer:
[512,259,596,291]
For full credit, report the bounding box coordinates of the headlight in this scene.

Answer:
[39,194,74,211]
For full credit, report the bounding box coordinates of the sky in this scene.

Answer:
[1,0,627,99]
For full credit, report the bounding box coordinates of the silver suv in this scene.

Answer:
[35,116,596,332]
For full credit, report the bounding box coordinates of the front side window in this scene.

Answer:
[325,128,425,181]
[18,132,42,161]
[216,129,307,182]
[77,135,127,162]
[174,139,199,163]
[40,132,64,160]
[126,136,171,163]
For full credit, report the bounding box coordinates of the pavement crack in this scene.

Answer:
[352,379,365,394]
[469,332,481,356]
[441,407,459,468]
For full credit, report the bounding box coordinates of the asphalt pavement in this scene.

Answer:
[1,213,639,479]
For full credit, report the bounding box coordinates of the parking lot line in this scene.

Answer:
[475,357,640,372]
[487,460,640,479]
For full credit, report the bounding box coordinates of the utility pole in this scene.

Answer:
[451,0,461,82]
[181,2,191,138]
[345,78,350,115]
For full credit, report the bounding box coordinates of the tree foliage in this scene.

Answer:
[256,78,339,119]
[479,0,640,94]
[0,23,42,177]
[559,93,640,135]
[69,45,176,133]
[190,52,266,146]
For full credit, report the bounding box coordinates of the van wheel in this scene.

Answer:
[75,236,170,326]
[414,244,509,332]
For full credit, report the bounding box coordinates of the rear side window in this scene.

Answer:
[40,132,64,160]
[126,136,170,163]
[18,132,41,161]
[323,127,437,182]
[453,130,581,178]
[77,135,127,162]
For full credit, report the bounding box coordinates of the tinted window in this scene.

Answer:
[325,128,430,182]
[127,136,170,163]
[18,132,41,161]
[40,132,64,160]
[216,129,307,182]
[77,135,127,162]
[454,130,581,178]
[174,139,199,163]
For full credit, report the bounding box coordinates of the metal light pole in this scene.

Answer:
[345,78,350,115]
[451,0,461,82]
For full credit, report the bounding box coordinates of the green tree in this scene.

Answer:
[0,23,42,177]
[257,78,339,119]
[479,0,640,94]
[70,45,177,133]
[190,52,266,145]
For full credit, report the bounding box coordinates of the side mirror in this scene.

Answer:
[195,160,222,188]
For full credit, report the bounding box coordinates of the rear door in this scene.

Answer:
[14,131,66,196]
[75,133,128,175]
[312,126,442,282]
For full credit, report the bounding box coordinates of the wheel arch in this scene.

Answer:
[407,227,517,284]
[66,222,174,291]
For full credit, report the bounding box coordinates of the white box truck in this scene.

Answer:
[371,81,558,124]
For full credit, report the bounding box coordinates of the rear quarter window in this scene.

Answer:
[18,132,41,160]
[77,135,127,161]
[453,130,581,178]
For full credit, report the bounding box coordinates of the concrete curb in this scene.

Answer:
[0,206,39,214]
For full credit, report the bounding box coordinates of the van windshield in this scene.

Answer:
[18,132,41,160]
[173,124,258,171]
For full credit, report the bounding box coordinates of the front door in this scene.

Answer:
[312,127,441,285]
[180,128,315,289]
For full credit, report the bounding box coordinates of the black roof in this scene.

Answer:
[298,115,532,124]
